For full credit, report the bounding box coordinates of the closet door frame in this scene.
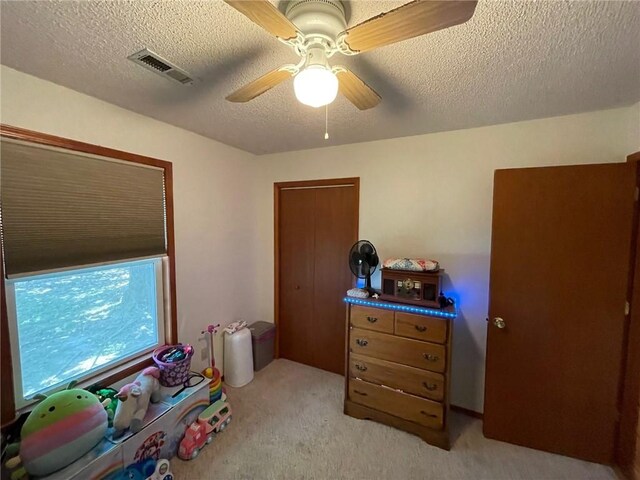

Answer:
[274,177,360,358]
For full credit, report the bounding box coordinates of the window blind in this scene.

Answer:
[0,140,167,277]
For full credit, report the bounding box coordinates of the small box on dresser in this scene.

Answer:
[380,269,444,308]
[343,297,455,450]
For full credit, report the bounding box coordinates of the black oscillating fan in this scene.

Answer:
[349,240,379,293]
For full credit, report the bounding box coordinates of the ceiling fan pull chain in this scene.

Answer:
[324,104,329,140]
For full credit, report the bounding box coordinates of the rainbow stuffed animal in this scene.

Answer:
[8,382,108,477]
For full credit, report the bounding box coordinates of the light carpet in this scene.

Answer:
[173,359,614,479]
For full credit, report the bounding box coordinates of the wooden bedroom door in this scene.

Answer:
[484,162,637,464]
[276,179,359,375]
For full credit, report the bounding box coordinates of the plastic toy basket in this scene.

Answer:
[152,344,193,387]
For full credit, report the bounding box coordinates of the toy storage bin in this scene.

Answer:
[248,321,276,371]
[223,328,254,387]
[153,344,193,387]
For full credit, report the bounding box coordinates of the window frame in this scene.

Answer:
[6,257,166,409]
[0,124,178,425]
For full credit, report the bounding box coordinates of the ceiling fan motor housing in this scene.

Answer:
[224,0,478,110]
[285,0,347,46]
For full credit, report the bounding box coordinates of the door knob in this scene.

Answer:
[493,317,506,329]
[294,285,300,290]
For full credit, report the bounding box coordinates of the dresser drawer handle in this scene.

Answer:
[356,339,369,347]
[414,325,427,332]
[423,353,439,362]
[366,316,378,323]
[422,382,438,391]
[353,390,368,396]
[355,363,368,372]
[420,410,438,418]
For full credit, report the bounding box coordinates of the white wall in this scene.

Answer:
[0,65,258,373]
[253,105,640,412]
[627,101,640,151]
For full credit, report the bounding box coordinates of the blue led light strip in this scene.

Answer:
[343,297,456,319]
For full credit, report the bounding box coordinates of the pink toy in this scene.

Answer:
[177,423,210,461]
[202,324,221,369]
[113,367,162,438]
[178,400,232,460]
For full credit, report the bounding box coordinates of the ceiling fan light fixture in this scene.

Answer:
[293,65,338,108]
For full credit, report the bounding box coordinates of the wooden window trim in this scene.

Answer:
[0,124,178,426]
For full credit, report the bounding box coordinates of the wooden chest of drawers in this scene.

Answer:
[343,298,455,450]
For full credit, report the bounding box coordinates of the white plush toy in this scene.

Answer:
[146,459,173,480]
[113,367,162,438]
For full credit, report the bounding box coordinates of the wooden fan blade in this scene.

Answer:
[335,68,381,110]
[340,0,477,54]
[226,67,294,103]
[224,0,300,41]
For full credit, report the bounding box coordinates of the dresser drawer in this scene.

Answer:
[349,378,444,429]
[349,305,394,333]
[349,353,445,402]
[350,327,446,373]
[395,312,448,344]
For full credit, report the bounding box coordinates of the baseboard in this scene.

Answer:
[451,404,483,419]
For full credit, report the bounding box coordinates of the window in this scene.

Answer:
[6,258,164,404]
[0,126,177,422]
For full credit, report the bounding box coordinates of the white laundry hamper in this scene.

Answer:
[223,328,254,387]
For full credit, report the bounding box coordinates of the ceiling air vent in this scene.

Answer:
[128,48,194,85]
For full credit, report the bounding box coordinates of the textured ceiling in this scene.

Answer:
[1,1,639,155]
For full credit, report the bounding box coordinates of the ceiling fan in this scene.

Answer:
[224,0,478,110]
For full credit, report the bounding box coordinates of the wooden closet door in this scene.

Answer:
[312,186,359,374]
[277,179,359,375]
[278,188,316,366]
[484,163,636,464]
